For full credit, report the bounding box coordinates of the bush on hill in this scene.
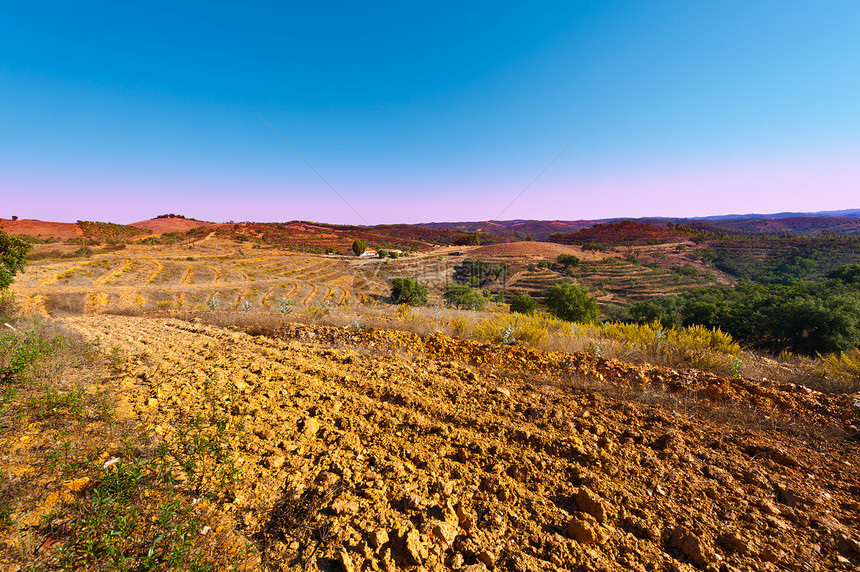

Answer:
[443,285,487,311]
[510,293,538,315]
[545,282,599,324]
[391,278,427,306]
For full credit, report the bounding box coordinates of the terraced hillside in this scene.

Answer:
[11,237,389,316]
[457,242,735,308]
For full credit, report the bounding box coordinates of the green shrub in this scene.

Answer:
[0,231,30,289]
[557,254,581,267]
[443,284,486,310]
[391,278,428,306]
[545,282,599,323]
[510,293,538,315]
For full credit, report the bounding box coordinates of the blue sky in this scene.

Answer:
[2,1,859,225]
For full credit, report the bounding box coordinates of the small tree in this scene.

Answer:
[378,249,389,259]
[510,293,537,315]
[391,278,428,306]
[443,284,486,310]
[545,282,599,323]
[352,239,366,256]
[557,254,581,267]
[0,231,31,290]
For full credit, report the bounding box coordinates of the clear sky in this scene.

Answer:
[2,1,859,225]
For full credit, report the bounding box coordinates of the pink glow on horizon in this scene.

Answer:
[3,151,859,225]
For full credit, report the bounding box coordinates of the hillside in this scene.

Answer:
[130,216,230,233]
[0,218,83,240]
[416,220,597,242]
[704,216,860,237]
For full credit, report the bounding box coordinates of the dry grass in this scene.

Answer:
[97,299,858,395]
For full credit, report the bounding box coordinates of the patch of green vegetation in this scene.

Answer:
[443,284,486,310]
[78,220,151,243]
[629,264,860,356]
[510,292,538,315]
[545,282,599,323]
[391,278,428,306]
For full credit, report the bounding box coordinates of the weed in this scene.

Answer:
[732,357,744,378]
[242,300,252,312]
[109,346,125,372]
[157,377,242,499]
[1,328,56,382]
[27,385,86,421]
[208,296,220,311]
[46,434,81,477]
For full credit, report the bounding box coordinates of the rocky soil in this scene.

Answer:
[56,315,860,571]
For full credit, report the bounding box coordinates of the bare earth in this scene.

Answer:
[50,313,860,571]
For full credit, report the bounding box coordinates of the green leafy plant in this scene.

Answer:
[0,231,31,289]
[510,293,537,315]
[277,297,294,314]
[443,284,485,310]
[392,278,428,306]
[545,282,599,323]
[157,379,242,498]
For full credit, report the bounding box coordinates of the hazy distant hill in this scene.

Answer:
[694,208,860,221]
[671,216,860,237]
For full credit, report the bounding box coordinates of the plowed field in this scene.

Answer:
[44,313,860,571]
[12,239,388,315]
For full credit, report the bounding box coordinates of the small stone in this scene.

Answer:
[64,477,91,493]
[254,426,275,440]
[758,499,781,515]
[339,549,355,572]
[264,454,285,469]
[670,525,717,566]
[404,529,426,564]
[476,549,496,569]
[494,387,511,398]
[369,528,389,549]
[776,484,810,508]
[456,502,474,531]
[568,517,600,544]
[301,416,320,436]
[332,499,359,516]
[430,520,457,548]
[577,487,609,523]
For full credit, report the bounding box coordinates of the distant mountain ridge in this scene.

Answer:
[690,208,860,221]
[4,208,860,244]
